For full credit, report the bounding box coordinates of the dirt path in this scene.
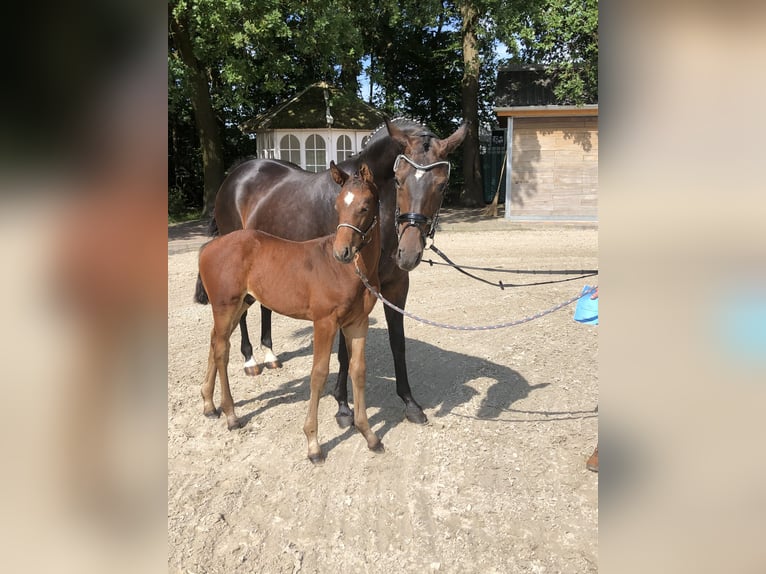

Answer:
[168,214,598,573]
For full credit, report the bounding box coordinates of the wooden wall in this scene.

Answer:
[509,116,598,219]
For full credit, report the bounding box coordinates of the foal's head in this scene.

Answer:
[330,161,379,264]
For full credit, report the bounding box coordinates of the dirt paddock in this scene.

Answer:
[168,210,598,573]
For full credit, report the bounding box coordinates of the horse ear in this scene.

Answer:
[330,160,348,186]
[385,118,408,148]
[436,122,469,157]
[359,162,373,184]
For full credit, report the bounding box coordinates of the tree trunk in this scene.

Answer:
[170,12,224,217]
[458,1,483,207]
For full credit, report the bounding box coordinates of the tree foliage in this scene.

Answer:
[169,0,598,216]
[501,0,598,104]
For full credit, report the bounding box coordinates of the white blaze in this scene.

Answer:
[414,169,426,180]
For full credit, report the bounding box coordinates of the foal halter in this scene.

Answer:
[393,154,451,242]
[337,215,378,245]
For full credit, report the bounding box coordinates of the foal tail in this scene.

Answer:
[194,274,209,305]
[194,240,214,305]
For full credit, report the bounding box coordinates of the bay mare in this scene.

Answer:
[196,162,382,462]
[205,118,467,426]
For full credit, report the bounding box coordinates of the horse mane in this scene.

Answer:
[365,117,436,149]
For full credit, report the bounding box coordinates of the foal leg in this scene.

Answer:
[201,327,220,418]
[332,331,354,428]
[343,321,383,452]
[303,320,337,463]
[382,276,427,424]
[259,305,282,370]
[203,304,241,430]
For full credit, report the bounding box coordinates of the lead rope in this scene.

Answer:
[353,261,597,331]
[427,244,598,289]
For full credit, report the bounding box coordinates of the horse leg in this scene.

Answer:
[332,330,354,428]
[240,309,261,376]
[303,319,337,463]
[382,276,428,424]
[343,321,383,453]
[260,305,282,370]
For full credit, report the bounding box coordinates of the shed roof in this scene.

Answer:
[494,64,598,108]
[495,65,557,107]
[242,82,385,132]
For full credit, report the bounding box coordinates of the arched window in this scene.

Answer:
[305,134,327,172]
[336,135,353,162]
[279,134,300,166]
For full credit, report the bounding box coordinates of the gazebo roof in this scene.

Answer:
[242,82,385,132]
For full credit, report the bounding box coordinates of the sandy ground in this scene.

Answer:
[168,211,599,573]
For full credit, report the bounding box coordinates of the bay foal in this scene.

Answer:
[196,162,382,462]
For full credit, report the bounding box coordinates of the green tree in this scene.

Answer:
[500,0,598,104]
[169,0,365,216]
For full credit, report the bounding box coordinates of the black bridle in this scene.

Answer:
[393,154,451,243]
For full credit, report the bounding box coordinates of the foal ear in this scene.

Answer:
[330,160,348,186]
[435,121,469,157]
[359,162,373,185]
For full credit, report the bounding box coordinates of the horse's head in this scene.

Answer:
[386,119,468,271]
[330,161,379,264]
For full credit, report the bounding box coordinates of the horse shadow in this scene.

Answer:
[232,325,594,454]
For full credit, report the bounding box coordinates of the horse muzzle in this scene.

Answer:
[395,227,424,271]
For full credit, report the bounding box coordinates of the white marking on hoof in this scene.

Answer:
[343,191,355,206]
[263,349,279,364]
[244,357,257,368]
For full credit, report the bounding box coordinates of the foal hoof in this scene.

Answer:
[405,405,428,425]
[244,364,262,376]
[308,451,326,465]
[266,360,282,370]
[369,441,385,454]
[227,419,242,431]
[204,408,220,419]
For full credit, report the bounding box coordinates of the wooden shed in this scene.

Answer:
[241,82,385,172]
[494,65,598,221]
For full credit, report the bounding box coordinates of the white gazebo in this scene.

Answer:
[242,82,386,172]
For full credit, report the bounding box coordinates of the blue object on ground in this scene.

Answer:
[574,285,598,325]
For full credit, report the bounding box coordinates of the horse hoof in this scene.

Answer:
[405,406,428,425]
[308,452,326,465]
[204,408,220,419]
[266,360,282,370]
[369,441,385,454]
[244,365,262,376]
[335,412,354,429]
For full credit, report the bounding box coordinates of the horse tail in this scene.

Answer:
[207,211,219,237]
[195,212,217,305]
